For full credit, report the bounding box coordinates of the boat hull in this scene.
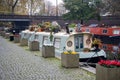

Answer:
[79,56,106,63]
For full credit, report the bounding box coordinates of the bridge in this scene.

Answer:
[0,14,30,21]
[0,14,62,21]
[0,14,64,28]
[0,14,120,32]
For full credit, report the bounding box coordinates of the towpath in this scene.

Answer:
[0,36,95,80]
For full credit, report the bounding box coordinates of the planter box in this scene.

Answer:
[61,53,79,68]
[42,45,55,58]
[5,33,10,39]
[9,35,14,41]
[29,41,39,51]
[1,31,5,37]
[14,35,20,43]
[20,38,28,46]
[96,64,120,80]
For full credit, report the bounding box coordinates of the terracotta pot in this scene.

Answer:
[37,28,42,32]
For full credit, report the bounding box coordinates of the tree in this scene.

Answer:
[62,0,104,24]
[0,0,26,14]
[15,0,28,15]
[11,0,19,14]
[44,1,53,16]
[0,0,12,14]
[26,0,44,15]
[103,0,120,16]
[0,0,45,15]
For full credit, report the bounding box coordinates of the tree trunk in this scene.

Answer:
[11,0,19,15]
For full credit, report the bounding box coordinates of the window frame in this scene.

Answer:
[102,29,108,34]
[54,38,61,49]
[43,36,48,45]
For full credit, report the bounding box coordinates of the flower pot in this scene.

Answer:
[5,33,10,39]
[42,45,55,58]
[1,31,6,37]
[96,64,120,80]
[14,35,20,43]
[37,28,42,32]
[9,35,14,41]
[20,38,28,46]
[29,41,39,51]
[61,53,79,68]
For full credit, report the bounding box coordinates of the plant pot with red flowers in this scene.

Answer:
[96,60,120,80]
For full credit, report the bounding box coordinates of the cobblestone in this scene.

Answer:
[0,36,95,80]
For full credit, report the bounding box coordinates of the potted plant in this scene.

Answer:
[91,38,101,51]
[96,60,120,80]
[61,50,79,68]
[38,23,45,31]
[14,34,20,43]
[42,33,55,58]
[29,41,39,51]
[68,23,76,32]
[42,23,55,58]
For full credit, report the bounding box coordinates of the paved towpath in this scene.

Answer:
[0,36,95,80]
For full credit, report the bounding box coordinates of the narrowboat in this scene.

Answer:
[20,30,35,46]
[80,26,120,53]
[24,30,107,63]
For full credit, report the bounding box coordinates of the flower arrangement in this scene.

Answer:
[38,23,44,28]
[68,23,76,28]
[92,38,101,45]
[91,38,102,50]
[63,50,77,55]
[98,59,120,68]
[44,22,51,28]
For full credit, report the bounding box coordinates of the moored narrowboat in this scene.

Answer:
[27,31,106,63]
[80,26,120,54]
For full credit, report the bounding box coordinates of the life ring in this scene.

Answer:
[67,41,73,47]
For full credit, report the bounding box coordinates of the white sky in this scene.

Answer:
[46,0,63,6]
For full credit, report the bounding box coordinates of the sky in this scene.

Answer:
[46,0,63,6]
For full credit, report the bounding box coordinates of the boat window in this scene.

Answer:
[54,38,61,49]
[67,41,73,47]
[43,36,48,45]
[113,46,119,52]
[102,29,107,34]
[34,35,39,40]
[85,29,90,32]
[75,36,83,52]
[28,34,31,38]
[102,45,107,50]
[113,30,119,34]
[24,33,27,38]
